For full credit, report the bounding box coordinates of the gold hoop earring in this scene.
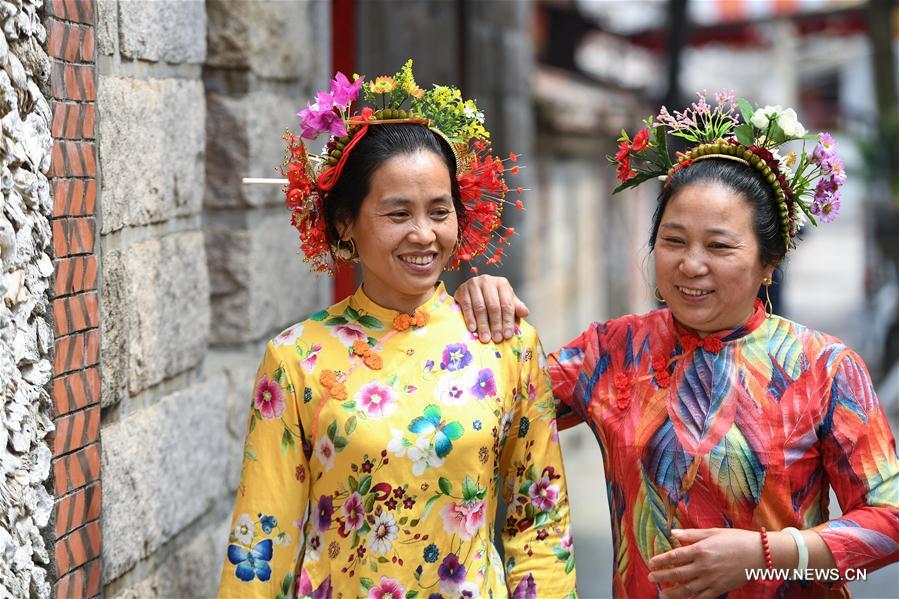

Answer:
[334,238,358,262]
[653,287,666,304]
[762,277,773,318]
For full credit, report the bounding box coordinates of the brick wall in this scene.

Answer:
[45,0,102,596]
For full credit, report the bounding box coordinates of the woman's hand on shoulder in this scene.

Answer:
[454,275,529,344]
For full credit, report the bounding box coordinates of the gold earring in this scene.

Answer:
[334,238,358,262]
[653,287,666,304]
[762,277,773,318]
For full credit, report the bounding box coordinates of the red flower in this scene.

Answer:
[616,156,636,183]
[632,128,650,152]
[702,337,724,353]
[655,371,670,388]
[615,140,630,161]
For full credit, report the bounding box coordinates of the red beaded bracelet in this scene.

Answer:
[759,527,774,569]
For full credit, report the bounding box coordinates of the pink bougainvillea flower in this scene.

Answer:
[354,381,398,419]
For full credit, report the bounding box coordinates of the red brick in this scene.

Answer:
[53,329,100,374]
[55,520,100,576]
[53,178,94,217]
[82,104,95,139]
[82,26,95,63]
[51,62,95,101]
[52,367,100,416]
[52,406,99,457]
[52,292,98,336]
[50,140,96,177]
[54,255,97,296]
[52,217,95,257]
[52,443,100,495]
[55,482,100,538]
[46,0,94,25]
[54,558,101,599]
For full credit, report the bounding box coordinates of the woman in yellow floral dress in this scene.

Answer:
[218,62,577,599]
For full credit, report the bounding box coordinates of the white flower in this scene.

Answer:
[750,105,782,129]
[407,436,444,476]
[777,108,806,137]
[434,374,468,407]
[274,324,304,347]
[386,429,407,456]
[367,511,399,554]
[314,436,336,471]
[458,582,482,598]
[306,530,323,561]
[233,514,254,545]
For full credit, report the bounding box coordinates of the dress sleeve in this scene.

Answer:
[814,349,899,575]
[547,322,600,430]
[500,325,578,598]
[219,341,311,599]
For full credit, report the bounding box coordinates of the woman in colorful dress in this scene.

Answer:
[218,62,577,599]
[455,93,899,598]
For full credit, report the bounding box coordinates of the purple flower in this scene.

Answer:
[512,574,537,599]
[812,192,841,223]
[528,475,560,511]
[437,553,466,593]
[440,343,472,372]
[297,91,347,140]
[330,72,363,108]
[469,368,497,399]
[314,495,333,532]
[810,133,837,164]
[814,177,838,201]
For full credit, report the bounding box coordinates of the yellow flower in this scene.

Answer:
[369,76,397,94]
[785,151,797,168]
[404,82,425,99]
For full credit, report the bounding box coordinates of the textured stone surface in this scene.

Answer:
[0,1,53,597]
[117,0,206,64]
[206,211,329,345]
[110,515,230,599]
[100,232,210,405]
[206,0,315,79]
[206,90,304,208]
[101,380,227,583]
[98,77,204,234]
[96,0,118,57]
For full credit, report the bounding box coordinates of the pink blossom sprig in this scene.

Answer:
[297,72,364,140]
[656,89,739,143]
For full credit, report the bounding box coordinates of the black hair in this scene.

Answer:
[648,158,787,266]
[322,124,464,244]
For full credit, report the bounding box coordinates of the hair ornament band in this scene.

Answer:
[280,60,524,274]
[609,90,846,250]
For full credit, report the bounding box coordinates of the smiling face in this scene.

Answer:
[654,182,775,336]
[342,150,458,313]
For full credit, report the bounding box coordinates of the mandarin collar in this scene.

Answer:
[670,298,767,352]
[348,282,451,324]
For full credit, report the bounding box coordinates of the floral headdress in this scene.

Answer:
[282,60,523,274]
[610,90,845,249]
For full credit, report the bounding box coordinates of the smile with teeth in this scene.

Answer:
[677,286,714,297]
[399,254,437,266]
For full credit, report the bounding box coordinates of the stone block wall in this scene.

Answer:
[1,0,57,597]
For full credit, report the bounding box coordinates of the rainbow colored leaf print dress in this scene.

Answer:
[549,299,899,598]
[218,283,577,599]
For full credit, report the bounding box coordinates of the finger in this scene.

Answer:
[469,285,493,343]
[671,528,718,544]
[648,564,697,584]
[649,546,694,571]
[497,286,517,340]
[455,286,478,333]
[513,296,529,321]
[481,283,504,343]
[659,578,704,599]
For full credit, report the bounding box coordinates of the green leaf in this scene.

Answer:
[324,316,348,327]
[359,521,371,535]
[421,494,441,522]
[535,511,550,528]
[280,430,289,453]
[364,492,377,512]
[281,572,294,596]
[341,400,356,410]
[737,98,755,125]
[360,577,374,592]
[653,124,672,169]
[248,413,257,435]
[399,516,408,525]
[359,475,372,495]
[409,518,420,527]
[438,477,452,495]
[358,315,384,329]
[333,435,348,450]
[385,374,399,387]
[327,420,338,441]
[350,531,360,548]
[518,480,533,495]
[553,546,571,561]
[378,556,389,563]
[461,476,478,501]
[370,560,378,572]
[769,121,786,145]
[309,309,329,321]
[734,124,754,147]
[272,367,287,386]
[349,476,358,492]
[345,415,357,435]
[407,592,419,599]
[566,555,576,574]
[244,449,257,461]
[612,170,665,194]
[345,306,361,321]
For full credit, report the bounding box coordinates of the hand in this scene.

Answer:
[647,528,766,599]
[454,275,529,343]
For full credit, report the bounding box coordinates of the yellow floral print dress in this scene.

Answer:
[218,283,577,599]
